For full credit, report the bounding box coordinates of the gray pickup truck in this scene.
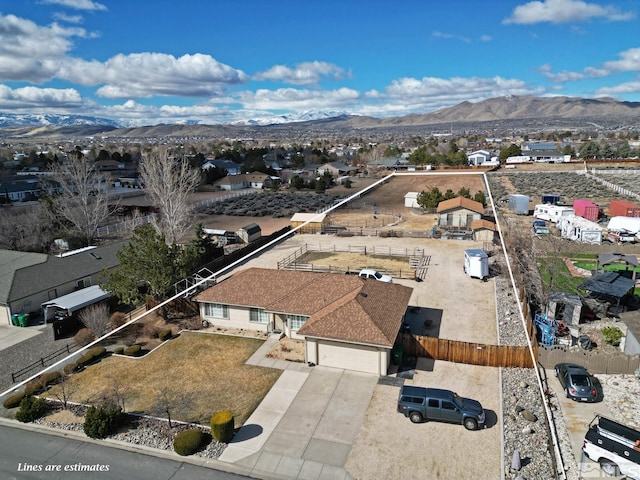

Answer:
[396,386,485,430]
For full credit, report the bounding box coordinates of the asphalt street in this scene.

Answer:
[0,424,248,480]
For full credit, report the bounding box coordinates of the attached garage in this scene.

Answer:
[307,338,389,375]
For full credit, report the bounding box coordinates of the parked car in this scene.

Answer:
[396,386,485,430]
[554,363,599,402]
[358,269,393,283]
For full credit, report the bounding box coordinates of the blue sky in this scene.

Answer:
[1,0,639,126]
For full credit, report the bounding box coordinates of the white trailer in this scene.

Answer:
[607,216,640,235]
[533,204,575,223]
[464,249,489,280]
[557,214,602,244]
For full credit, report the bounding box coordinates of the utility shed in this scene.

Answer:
[290,213,327,234]
[471,219,496,242]
[404,192,420,208]
[619,311,640,355]
[236,223,261,243]
[546,291,582,326]
[508,194,529,215]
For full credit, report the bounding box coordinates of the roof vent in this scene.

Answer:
[360,292,368,298]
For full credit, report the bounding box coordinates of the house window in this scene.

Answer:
[204,303,228,319]
[250,308,268,324]
[76,277,91,289]
[287,314,308,330]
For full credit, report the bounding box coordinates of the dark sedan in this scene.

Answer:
[554,363,599,402]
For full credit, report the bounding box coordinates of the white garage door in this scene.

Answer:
[317,340,380,374]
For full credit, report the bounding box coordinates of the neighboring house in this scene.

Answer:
[0,176,42,202]
[317,161,358,177]
[522,142,557,151]
[244,172,272,189]
[471,219,496,242]
[436,197,484,229]
[369,156,410,170]
[529,150,567,163]
[194,268,413,375]
[214,175,249,191]
[404,192,420,208]
[94,159,125,171]
[290,213,327,234]
[202,159,242,175]
[0,242,124,325]
[620,311,640,355]
[236,223,261,243]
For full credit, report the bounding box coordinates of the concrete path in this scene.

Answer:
[220,366,378,480]
[0,324,45,351]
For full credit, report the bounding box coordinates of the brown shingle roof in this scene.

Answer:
[471,219,496,231]
[194,268,413,347]
[436,196,484,214]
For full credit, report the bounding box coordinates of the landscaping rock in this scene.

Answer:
[521,409,537,423]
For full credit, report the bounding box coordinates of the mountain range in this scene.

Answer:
[1,96,638,140]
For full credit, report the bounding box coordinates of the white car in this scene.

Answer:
[358,269,393,283]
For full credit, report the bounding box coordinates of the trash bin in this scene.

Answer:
[11,314,19,326]
[392,344,404,366]
[18,313,29,327]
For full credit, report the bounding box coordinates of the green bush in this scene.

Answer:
[601,326,624,346]
[173,429,204,456]
[24,380,42,396]
[123,345,141,356]
[76,346,107,367]
[83,404,122,439]
[210,410,234,443]
[3,392,26,409]
[113,346,124,355]
[15,395,47,423]
[39,371,62,386]
[159,329,172,341]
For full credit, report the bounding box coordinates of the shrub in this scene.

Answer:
[76,346,107,367]
[24,380,42,396]
[210,410,234,443]
[3,392,26,409]
[39,371,62,387]
[16,395,47,422]
[63,363,77,374]
[173,428,204,456]
[601,326,624,346]
[142,322,161,339]
[159,328,172,341]
[123,345,141,356]
[74,328,95,348]
[83,403,122,439]
[109,311,128,329]
[113,346,124,355]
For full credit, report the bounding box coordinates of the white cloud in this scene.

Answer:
[603,47,640,72]
[541,47,640,83]
[237,87,360,110]
[596,81,640,96]
[431,31,471,43]
[0,14,88,82]
[480,35,492,42]
[0,84,82,108]
[52,12,84,23]
[40,0,107,11]
[254,61,347,85]
[59,53,248,98]
[503,0,634,25]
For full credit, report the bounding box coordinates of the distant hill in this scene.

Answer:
[1,96,638,141]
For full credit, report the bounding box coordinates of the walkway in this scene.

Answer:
[220,334,378,479]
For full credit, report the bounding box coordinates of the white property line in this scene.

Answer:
[483,172,566,479]
[2,168,565,479]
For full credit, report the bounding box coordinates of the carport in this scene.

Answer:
[42,285,110,322]
[578,272,636,317]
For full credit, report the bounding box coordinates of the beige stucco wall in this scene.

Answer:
[438,208,481,228]
[199,304,269,332]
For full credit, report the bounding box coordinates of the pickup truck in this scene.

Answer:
[582,415,640,479]
[396,386,485,430]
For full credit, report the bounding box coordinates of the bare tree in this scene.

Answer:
[51,374,78,409]
[0,205,55,251]
[104,374,128,413]
[139,147,200,245]
[79,303,111,338]
[151,385,194,428]
[45,153,113,245]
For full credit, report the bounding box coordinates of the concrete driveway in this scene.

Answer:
[220,366,378,479]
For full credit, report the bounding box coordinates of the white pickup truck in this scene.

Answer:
[582,415,640,479]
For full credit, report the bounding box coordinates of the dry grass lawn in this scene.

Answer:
[48,332,281,427]
[299,251,412,273]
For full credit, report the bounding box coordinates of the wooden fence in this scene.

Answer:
[401,334,534,368]
[538,347,640,374]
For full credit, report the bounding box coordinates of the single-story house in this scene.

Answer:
[0,242,124,325]
[194,268,413,375]
[436,197,485,229]
[471,219,496,242]
[214,175,248,191]
[317,162,358,177]
[467,150,498,166]
[290,213,327,234]
[202,159,242,176]
[236,223,261,243]
[404,192,420,208]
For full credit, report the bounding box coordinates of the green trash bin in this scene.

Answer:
[18,313,29,327]
[392,344,404,366]
[11,314,19,326]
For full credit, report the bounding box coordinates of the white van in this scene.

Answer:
[464,249,488,280]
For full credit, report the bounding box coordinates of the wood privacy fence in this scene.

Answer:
[538,347,640,374]
[401,334,534,368]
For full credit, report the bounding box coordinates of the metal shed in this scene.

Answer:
[508,194,529,215]
[236,223,262,243]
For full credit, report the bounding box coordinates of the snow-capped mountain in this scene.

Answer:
[0,113,120,128]
[232,109,352,126]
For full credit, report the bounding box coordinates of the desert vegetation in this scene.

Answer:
[203,191,341,217]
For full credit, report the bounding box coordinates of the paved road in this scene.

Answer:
[0,423,248,480]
